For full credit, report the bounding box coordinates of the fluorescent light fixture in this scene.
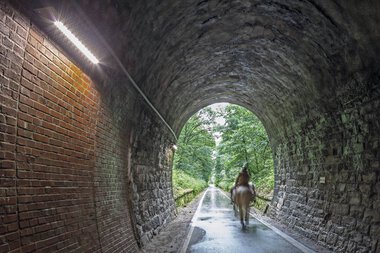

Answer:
[54,21,99,64]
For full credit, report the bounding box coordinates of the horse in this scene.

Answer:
[231,185,254,229]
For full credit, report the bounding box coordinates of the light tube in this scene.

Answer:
[54,21,99,64]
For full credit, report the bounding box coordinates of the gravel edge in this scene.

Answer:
[142,190,205,253]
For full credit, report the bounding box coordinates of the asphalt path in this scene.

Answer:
[182,186,313,253]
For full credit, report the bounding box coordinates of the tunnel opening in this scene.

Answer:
[172,103,275,212]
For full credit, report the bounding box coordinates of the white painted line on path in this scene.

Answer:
[179,188,209,253]
[218,189,316,253]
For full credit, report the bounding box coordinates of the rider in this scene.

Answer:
[235,163,250,188]
[231,163,255,202]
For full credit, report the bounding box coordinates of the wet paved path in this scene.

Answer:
[183,186,309,253]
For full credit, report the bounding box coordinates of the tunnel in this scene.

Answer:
[1,0,379,252]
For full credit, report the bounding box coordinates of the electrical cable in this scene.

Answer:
[73,3,178,141]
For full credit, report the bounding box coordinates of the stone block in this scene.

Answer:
[347,241,358,253]
[341,114,349,124]
[332,225,345,235]
[353,143,364,153]
[337,171,349,182]
[332,203,350,216]
[371,160,379,169]
[152,216,160,228]
[352,233,363,243]
[371,239,379,253]
[341,216,357,230]
[326,232,338,245]
[363,172,377,183]
[359,184,372,195]
[318,232,327,242]
[364,209,380,223]
[143,223,152,232]
[350,205,364,218]
[375,182,380,192]
[349,192,362,205]
[338,183,346,192]
[335,237,348,252]
[374,199,380,210]
[356,221,370,235]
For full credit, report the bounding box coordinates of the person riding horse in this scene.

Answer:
[231,164,255,203]
[230,163,256,228]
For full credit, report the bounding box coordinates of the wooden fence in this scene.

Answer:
[174,189,195,207]
[251,194,272,214]
[174,188,272,214]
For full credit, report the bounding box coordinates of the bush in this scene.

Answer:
[216,180,234,192]
[255,172,274,198]
[172,169,208,206]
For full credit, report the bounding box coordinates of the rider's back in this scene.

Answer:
[236,171,249,186]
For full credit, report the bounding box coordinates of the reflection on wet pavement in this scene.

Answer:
[186,186,303,253]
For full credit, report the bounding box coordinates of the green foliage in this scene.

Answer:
[172,109,216,206]
[173,110,216,182]
[213,154,224,186]
[172,169,207,198]
[215,105,274,197]
[172,103,274,210]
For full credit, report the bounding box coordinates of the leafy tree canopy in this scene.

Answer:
[215,105,274,195]
[173,103,274,200]
[173,108,216,182]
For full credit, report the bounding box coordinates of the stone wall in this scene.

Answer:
[129,106,176,246]
[270,73,380,252]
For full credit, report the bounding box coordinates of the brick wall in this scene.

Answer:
[93,82,140,252]
[0,2,139,252]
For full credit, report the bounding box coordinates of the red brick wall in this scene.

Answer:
[1,2,139,252]
[1,3,29,251]
[94,101,139,252]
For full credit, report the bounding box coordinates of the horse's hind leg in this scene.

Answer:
[245,205,250,225]
[234,204,238,216]
[233,197,238,216]
[239,206,245,228]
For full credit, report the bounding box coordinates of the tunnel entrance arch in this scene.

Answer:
[130,84,380,252]
[172,103,275,211]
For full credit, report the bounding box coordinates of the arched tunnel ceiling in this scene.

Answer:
[17,0,380,137]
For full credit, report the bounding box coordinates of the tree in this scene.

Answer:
[173,103,274,198]
[173,109,216,182]
[214,153,223,185]
[217,105,274,194]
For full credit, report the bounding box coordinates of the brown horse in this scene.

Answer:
[231,185,254,229]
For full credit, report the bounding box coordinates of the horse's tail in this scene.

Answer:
[236,186,252,199]
[235,186,252,228]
